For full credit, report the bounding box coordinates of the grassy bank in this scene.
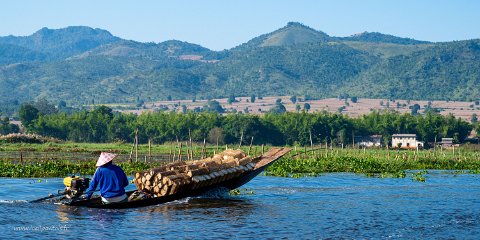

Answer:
[0,142,169,153]
[1,143,479,178]
[0,160,163,178]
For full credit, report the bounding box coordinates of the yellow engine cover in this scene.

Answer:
[63,176,79,187]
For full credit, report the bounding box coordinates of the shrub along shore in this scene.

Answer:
[1,143,479,179]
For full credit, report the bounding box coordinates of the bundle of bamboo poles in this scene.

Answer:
[133,149,255,197]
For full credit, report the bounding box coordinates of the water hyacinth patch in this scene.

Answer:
[265,149,480,180]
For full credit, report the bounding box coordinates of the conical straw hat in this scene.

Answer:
[96,152,117,167]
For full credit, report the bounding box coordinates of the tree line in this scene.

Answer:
[13,103,474,147]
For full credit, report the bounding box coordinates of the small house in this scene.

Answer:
[439,137,460,148]
[440,138,453,147]
[354,135,382,148]
[392,134,424,149]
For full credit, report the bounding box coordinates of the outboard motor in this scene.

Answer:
[62,176,90,199]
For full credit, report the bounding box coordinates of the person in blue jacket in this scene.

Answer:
[84,152,129,204]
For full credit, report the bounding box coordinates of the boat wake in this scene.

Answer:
[0,199,28,204]
[165,197,192,205]
[163,188,231,206]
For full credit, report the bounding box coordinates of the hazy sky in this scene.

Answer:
[1,0,479,50]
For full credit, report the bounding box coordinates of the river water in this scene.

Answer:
[1,172,479,239]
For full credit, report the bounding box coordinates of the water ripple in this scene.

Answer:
[1,173,480,239]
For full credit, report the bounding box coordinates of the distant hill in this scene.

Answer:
[339,39,480,101]
[0,26,120,60]
[0,43,46,64]
[209,42,378,99]
[234,22,332,50]
[0,23,479,111]
[75,40,214,59]
[338,31,430,45]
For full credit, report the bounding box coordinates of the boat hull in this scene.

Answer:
[62,147,291,209]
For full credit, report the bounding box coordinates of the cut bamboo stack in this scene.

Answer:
[133,149,255,197]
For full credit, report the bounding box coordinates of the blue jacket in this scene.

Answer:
[85,163,129,199]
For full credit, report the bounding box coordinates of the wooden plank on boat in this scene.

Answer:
[254,147,291,170]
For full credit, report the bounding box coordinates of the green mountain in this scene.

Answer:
[208,42,377,99]
[338,31,430,45]
[0,26,120,60]
[338,39,480,101]
[0,44,46,64]
[76,40,214,59]
[234,22,332,50]
[0,23,479,109]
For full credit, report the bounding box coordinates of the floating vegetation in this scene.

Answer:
[411,170,428,182]
[229,188,255,196]
[265,148,480,179]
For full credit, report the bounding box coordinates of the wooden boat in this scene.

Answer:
[62,147,291,209]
